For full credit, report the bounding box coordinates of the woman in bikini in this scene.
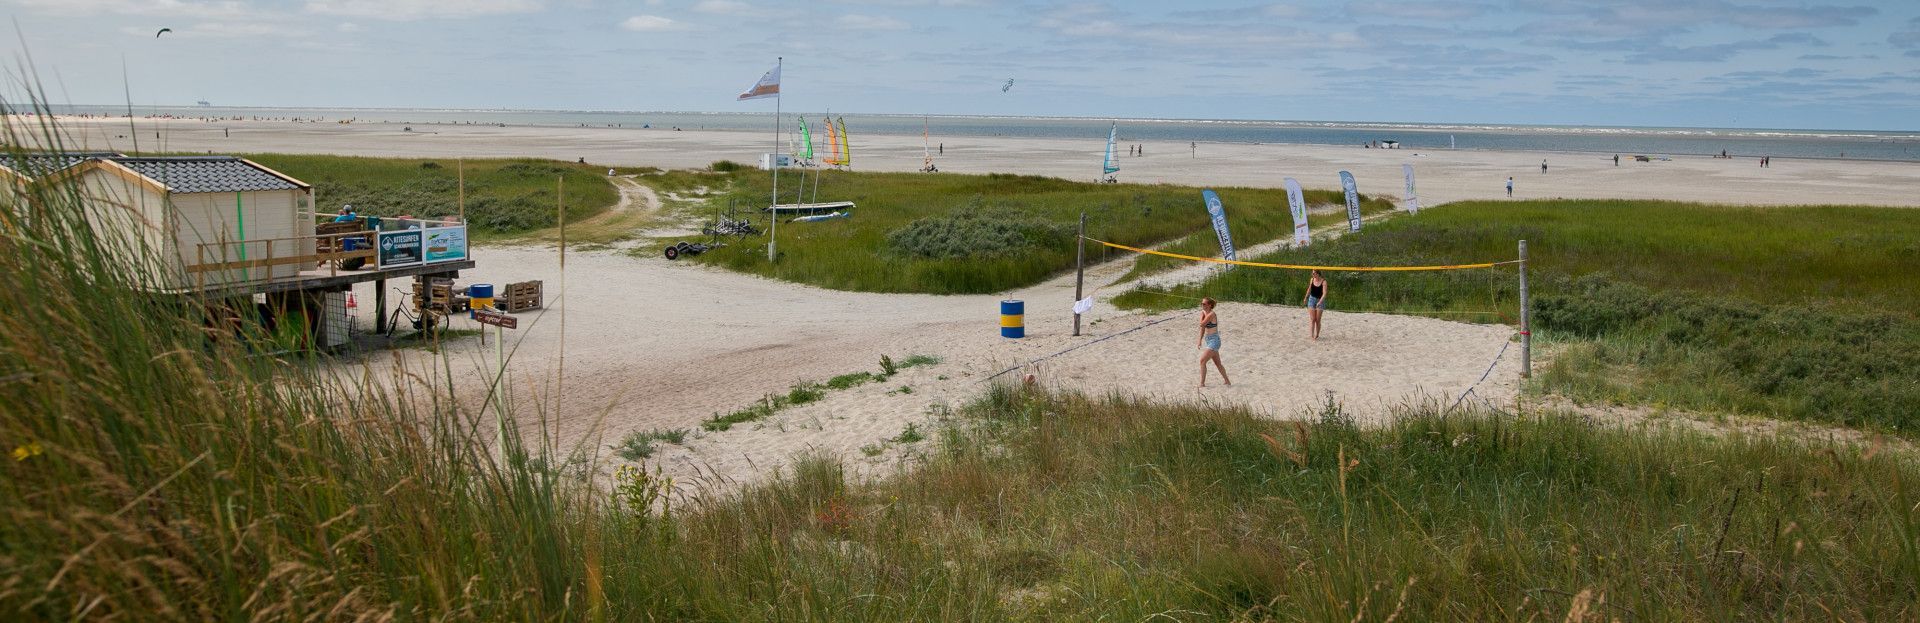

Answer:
[1197,297,1230,387]
[1304,270,1328,340]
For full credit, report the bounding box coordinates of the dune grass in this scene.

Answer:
[1114,200,1920,432]
[4,107,1918,620]
[659,387,1916,621]
[687,170,1394,294]
[244,154,620,237]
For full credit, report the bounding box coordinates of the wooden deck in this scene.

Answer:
[171,260,475,298]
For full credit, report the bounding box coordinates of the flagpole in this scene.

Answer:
[769,56,782,263]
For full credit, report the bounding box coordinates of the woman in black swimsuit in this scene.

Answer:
[1303,270,1328,340]
[1197,297,1230,387]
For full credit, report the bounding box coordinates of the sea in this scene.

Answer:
[47,105,1920,162]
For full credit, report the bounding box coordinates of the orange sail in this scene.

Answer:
[823,117,841,166]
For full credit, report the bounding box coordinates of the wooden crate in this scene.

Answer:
[503,280,543,313]
[411,277,455,314]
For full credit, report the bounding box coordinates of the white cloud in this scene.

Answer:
[692,0,751,15]
[337,22,364,32]
[621,15,681,32]
[836,14,909,30]
[303,0,543,21]
[8,0,250,17]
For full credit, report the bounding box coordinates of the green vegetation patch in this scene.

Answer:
[1116,200,1920,432]
[687,170,1392,294]
[245,154,621,236]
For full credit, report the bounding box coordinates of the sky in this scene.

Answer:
[2,0,1917,130]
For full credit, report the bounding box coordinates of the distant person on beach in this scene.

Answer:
[1506,177,1514,197]
[1197,297,1230,387]
[1303,270,1328,341]
[1541,159,1548,173]
[1613,154,1619,166]
[938,143,943,155]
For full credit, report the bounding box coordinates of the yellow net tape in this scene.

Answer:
[1088,238,1519,272]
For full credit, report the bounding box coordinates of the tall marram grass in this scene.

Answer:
[0,97,604,620]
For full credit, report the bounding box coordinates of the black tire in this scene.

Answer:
[663,246,680,260]
[340,257,366,271]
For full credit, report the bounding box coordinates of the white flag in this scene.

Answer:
[1073,297,1094,315]
[1402,164,1420,214]
[737,65,781,101]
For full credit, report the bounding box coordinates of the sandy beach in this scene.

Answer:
[43,115,1907,494]
[41,116,1920,207]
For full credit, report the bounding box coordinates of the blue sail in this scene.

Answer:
[1103,123,1119,175]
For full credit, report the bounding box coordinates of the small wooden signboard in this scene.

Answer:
[473,309,518,330]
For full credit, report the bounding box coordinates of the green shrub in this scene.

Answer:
[886,199,1071,260]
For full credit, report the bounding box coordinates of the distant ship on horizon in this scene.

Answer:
[196,100,211,107]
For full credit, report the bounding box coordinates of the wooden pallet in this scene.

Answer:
[503,280,543,313]
[412,277,455,314]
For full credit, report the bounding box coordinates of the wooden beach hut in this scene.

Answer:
[0,151,121,217]
[55,156,316,290]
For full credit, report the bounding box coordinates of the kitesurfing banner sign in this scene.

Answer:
[1284,178,1310,247]
[1201,189,1236,263]
[1402,164,1420,214]
[1339,171,1362,232]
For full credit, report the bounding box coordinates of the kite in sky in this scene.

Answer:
[1002,78,1014,93]
[155,28,171,38]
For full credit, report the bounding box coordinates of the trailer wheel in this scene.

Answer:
[663,246,680,260]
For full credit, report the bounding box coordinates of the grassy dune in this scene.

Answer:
[245,154,620,237]
[1116,200,1920,431]
[691,170,1396,294]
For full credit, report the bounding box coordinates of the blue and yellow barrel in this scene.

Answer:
[468,283,495,318]
[999,299,1025,338]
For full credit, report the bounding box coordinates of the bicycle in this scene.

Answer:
[385,287,450,338]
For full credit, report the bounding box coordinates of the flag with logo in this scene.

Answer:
[1201,189,1236,263]
[1339,171,1362,232]
[1284,177,1309,247]
[737,65,781,101]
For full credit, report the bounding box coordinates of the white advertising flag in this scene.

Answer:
[1402,164,1420,214]
[1284,177,1309,247]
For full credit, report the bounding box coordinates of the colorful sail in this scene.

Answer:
[798,117,814,161]
[837,116,851,166]
[1102,123,1119,175]
[823,117,840,166]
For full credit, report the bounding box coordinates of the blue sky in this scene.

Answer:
[3,0,1917,129]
